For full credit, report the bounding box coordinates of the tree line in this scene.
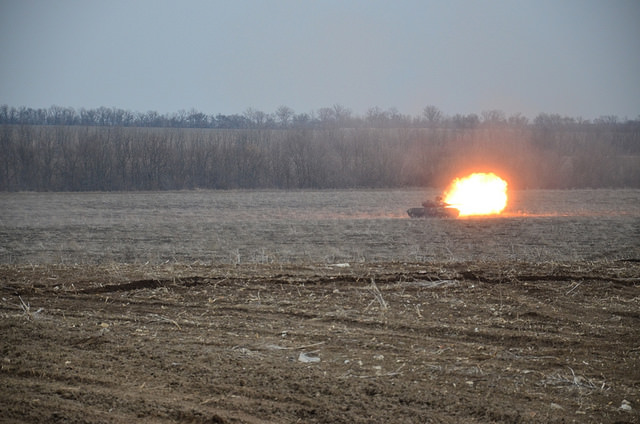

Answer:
[2,104,639,130]
[1,120,638,192]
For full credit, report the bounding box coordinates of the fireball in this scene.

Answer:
[443,172,507,216]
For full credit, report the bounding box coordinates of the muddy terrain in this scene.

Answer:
[2,260,639,423]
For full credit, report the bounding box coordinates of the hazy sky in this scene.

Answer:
[1,0,638,119]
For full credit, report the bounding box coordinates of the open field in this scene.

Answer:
[1,189,639,422]
[1,189,639,264]
[1,261,639,423]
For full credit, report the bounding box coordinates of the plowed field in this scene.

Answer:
[2,261,639,423]
[1,189,639,422]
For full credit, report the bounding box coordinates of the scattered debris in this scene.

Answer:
[298,352,320,363]
[619,399,632,412]
[404,279,458,288]
[18,296,43,320]
[369,278,388,310]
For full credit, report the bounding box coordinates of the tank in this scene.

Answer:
[407,196,459,218]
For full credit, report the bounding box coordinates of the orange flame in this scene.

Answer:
[443,172,508,216]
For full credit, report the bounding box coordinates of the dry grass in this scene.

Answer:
[1,189,639,266]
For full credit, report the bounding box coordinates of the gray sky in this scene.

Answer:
[1,0,638,120]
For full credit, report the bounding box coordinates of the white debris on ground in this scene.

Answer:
[619,399,632,412]
[298,352,321,363]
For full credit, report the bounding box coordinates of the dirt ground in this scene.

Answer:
[1,260,639,423]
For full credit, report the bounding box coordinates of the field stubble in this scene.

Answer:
[0,189,639,264]
[1,189,639,423]
[1,261,639,423]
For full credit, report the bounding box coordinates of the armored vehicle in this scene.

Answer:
[407,196,459,218]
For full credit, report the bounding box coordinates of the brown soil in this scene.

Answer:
[1,261,639,423]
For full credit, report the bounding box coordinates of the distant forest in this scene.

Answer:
[1,104,639,191]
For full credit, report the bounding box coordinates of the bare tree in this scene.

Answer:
[481,110,506,126]
[244,108,272,128]
[275,105,295,128]
[508,113,529,127]
[333,104,352,126]
[423,105,443,127]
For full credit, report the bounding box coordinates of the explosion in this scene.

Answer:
[443,172,508,216]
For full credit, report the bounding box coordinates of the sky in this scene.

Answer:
[1,0,639,120]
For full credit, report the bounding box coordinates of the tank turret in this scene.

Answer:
[407,196,459,218]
